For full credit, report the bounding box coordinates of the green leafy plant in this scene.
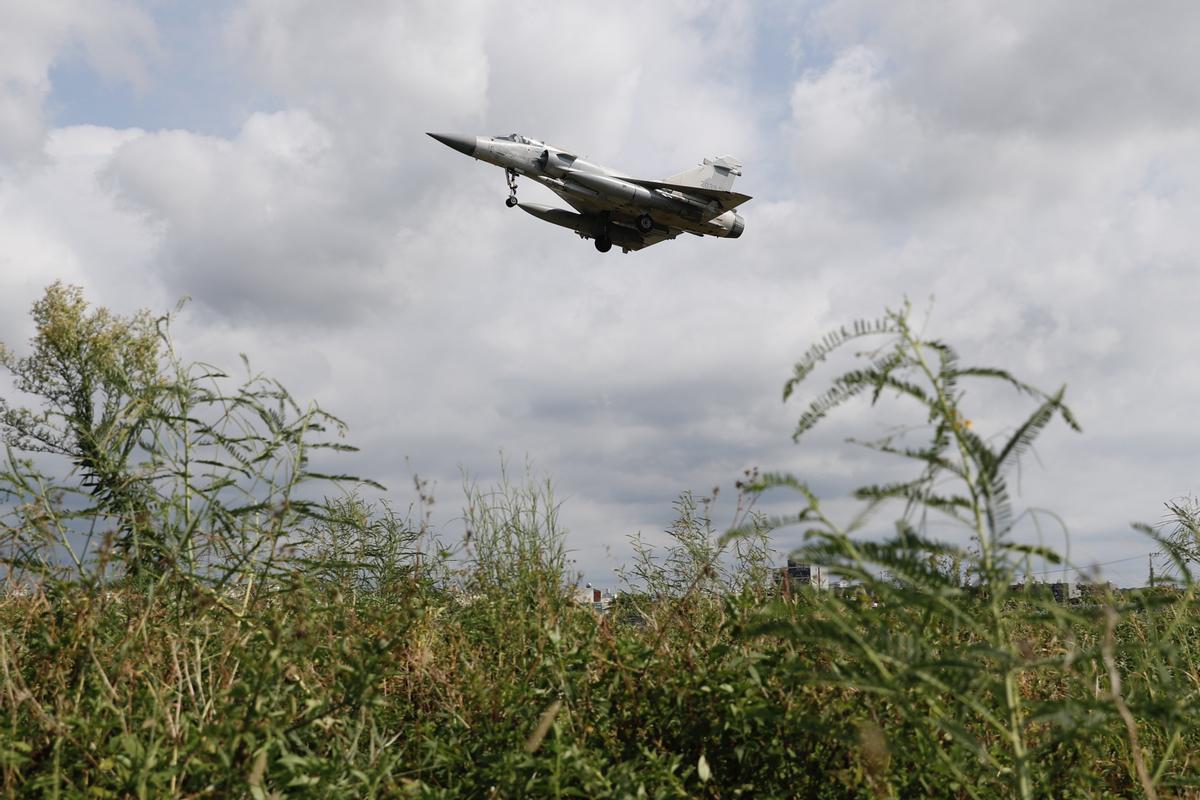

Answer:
[728,302,1178,798]
[0,284,379,589]
[0,282,163,574]
[5,287,1200,798]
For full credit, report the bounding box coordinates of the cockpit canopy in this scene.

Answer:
[495,133,543,146]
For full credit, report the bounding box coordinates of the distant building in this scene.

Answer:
[777,560,830,593]
[1009,579,1081,603]
[1050,581,1081,603]
[573,583,615,613]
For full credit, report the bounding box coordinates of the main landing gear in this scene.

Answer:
[504,168,519,207]
[595,214,649,253]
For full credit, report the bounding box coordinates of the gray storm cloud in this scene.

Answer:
[1,1,1198,585]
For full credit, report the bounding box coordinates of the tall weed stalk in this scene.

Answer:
[730,303,1184,797]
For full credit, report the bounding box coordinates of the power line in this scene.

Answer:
[1025,552,1153,577]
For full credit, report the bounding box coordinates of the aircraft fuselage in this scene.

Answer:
[428,132,747,253]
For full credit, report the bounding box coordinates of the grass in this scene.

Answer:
[2,288,1200,797]
[5,542,1200,797]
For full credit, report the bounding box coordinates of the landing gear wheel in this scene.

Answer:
[636,213,654,234]
[594,236,612,253]
[504,168,519,207]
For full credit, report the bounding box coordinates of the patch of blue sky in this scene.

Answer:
[750,6,831,83]
[682,1,837,106]
[702,1,844,200]
[46,1,275,137]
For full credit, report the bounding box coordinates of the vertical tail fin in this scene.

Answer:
[664,155,743,191]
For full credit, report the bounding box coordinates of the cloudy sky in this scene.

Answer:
[2,1,1198,585]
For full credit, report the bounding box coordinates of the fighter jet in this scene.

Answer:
[427,132,749,253]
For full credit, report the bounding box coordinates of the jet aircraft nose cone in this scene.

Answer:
[427,132,477,157]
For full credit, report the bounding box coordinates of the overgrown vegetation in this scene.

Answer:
[2,287,1198,798]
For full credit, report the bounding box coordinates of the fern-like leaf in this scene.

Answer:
[783,315,897,401]
[992,388,1066,478]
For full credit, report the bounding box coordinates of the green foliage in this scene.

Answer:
[0,282,163,572]
[782,302,1079,567]
[2,288,1199,798]
[1150,499,1200,584]
[0,281,161,459]
[461,464,570,605]
[730,302,1185,799]
[0,283,377,584]
[301,494,425,604]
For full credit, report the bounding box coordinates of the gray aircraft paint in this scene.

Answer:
[428,132,749,253]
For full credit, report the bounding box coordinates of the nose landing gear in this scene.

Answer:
[504,168,519,207]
